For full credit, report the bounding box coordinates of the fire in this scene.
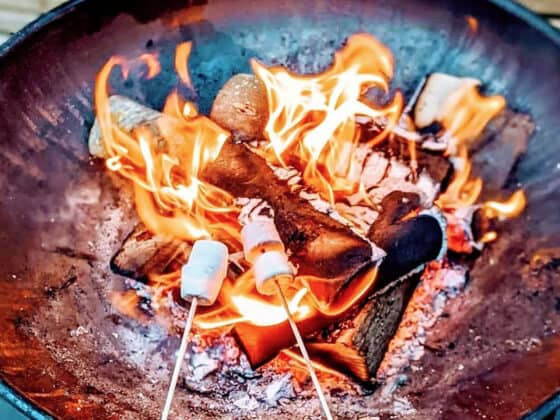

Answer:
[434,84,525,246]
[441,84,506,153]
[94,43,240,243]
[97,33,528,342]
[252,33,403,204]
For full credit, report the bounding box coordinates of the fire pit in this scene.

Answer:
[0,1,559,419]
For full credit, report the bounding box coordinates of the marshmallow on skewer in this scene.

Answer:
[180,240,229,306]
[241,219,295,296]
[242,218,285,263]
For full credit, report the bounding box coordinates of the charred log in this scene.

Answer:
[472,109,535,196]
[233,206,446,377]
[203,141,379,304]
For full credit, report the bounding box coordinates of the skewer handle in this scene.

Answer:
[161,297,199,420]
[275,280,334,420]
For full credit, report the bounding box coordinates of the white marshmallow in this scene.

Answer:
[241,219,284,263]
[180,240,228,306]
[253,251,295,295]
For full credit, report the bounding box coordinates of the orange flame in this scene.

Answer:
[94,49,240,242]
[441,85,506,152]
[252,33,403,204]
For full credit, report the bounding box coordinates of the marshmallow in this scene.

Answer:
[241,219,284,263]
[180,240,228,306]
[253,251,295,295]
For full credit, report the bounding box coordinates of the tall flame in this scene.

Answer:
[94,44,240,243]
[252,33,403,204]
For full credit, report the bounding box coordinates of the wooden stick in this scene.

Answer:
[161,298,198,420]
[275,280,333,420]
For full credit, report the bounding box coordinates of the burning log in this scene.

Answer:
[94,96,380,304]
[233,197,446,378]
[203,141,381,304]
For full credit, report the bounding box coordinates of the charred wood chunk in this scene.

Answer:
[472,109,535,196]
[111,224,189,281]
[203,141,376,304]
[233,208,446,376]
[210,74,268,142]
[382,140,453,186]
[348,276,418,378]
[369,192,445,289]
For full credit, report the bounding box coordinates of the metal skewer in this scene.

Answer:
[161,297,198,420]
[274,279,334,420]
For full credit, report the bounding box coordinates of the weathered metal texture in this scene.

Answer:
[0,0,559,419]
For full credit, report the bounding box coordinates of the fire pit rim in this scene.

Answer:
[1,0,559,62]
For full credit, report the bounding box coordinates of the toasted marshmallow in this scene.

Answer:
[241,219,284,263]
[253,251,295,295]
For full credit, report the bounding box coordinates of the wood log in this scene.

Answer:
[233,197,446,376]
[110,224,190,281]
[210,74,268,142]
[203,141,379,305]
[97,96,378,304]
[472,109,535,196]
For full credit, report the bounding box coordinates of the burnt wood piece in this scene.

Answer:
[233,205,446,374]
[472,109,535,196]
[111,224,190,281]
[203,141,377,305]
[98,97,376,302]
[381,140,453,185]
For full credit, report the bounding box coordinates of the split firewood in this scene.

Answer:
[91,96,380,305]
[210,74,268,142]
[409,73,534,193]
[111,224,190,281]
[413,73,480,129]
[233,196,447,376]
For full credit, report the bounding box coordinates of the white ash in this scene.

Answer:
[364,157,439,207]
[377,264,467,381]
[264,374,295,406]
[233,394,260,411]
[69,326,89,337]
[189,351,220,382]
[235,197,275,225]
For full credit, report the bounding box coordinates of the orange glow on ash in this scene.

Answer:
[252,33,403,204]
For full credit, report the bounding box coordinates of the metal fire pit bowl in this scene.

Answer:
[0,0,559,419]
